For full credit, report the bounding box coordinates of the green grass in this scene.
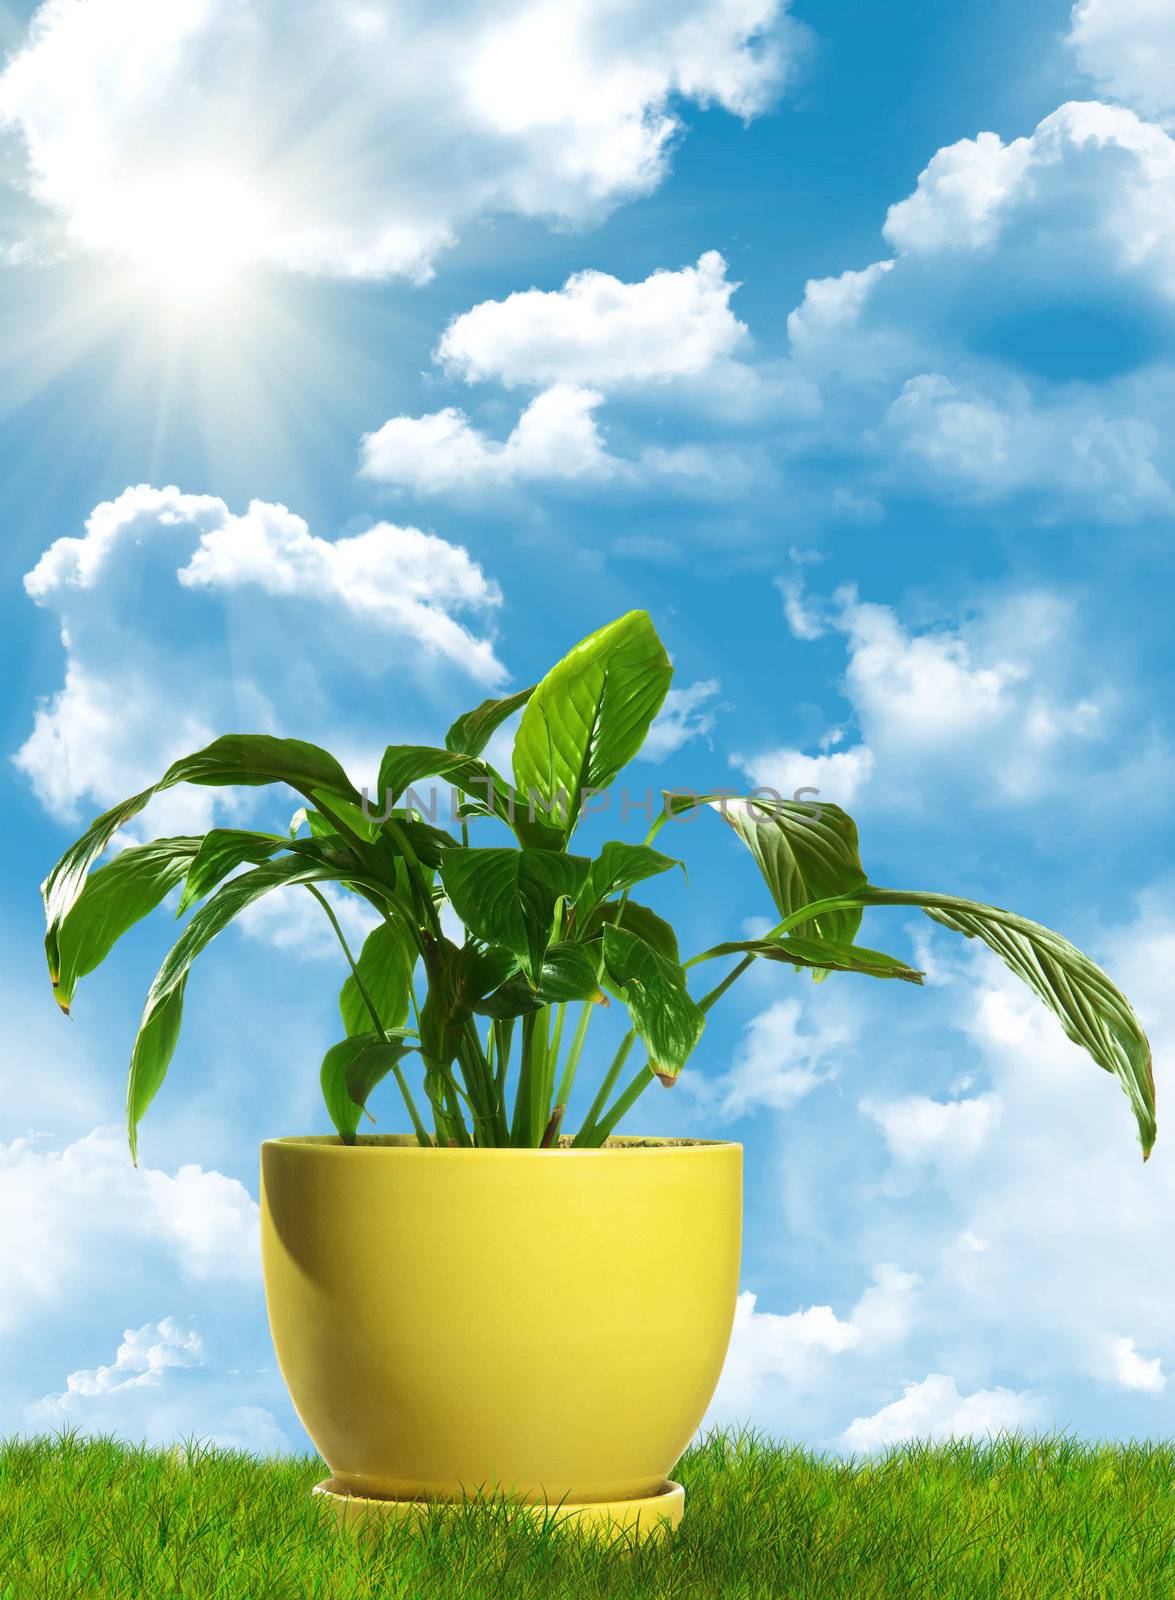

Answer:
[1,1427,1171,1599]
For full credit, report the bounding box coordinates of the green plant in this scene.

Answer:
[39,610,1156,1159]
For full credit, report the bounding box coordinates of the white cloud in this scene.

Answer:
[1111,1336,1166,1393]
[0,3,804,283]
[25,1317,290,1452]
[1069,1,1175,125]
[734,742,875,807]
[840,1373,1041,1451]
[860,1093,1004,1166]
[0,1129,258,1334]
[709,1265,919,1425]
[691,997,853,1120]
[359,384,611,491]
[641,678,722,761]
[735,578,1160,816]
[437,252,747,388]
[16,483,506,827]
[784,101,1175,519]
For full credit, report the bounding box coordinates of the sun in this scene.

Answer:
[101,169,270,305]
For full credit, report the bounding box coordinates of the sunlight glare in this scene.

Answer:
[108,170,269,304]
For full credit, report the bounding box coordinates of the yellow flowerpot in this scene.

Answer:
[260,1134,741,1535]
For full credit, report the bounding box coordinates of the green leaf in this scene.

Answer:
[125,855,346,1155]
[53,837,201,1013]
[851,888,1157,1159]
[321,1031,414,1143]
[419,939,516,1066]
[42,734,361,990]
[580,900,680,962]
[438,847,591,982]
[694,934,924,984]
[474,942,605,1018]
[445,686,535,759]
[340,920,414,1037]
[513,611,673,840]
[672,793,867,954]
[602,924,705,1085]
[582,841,682,910]
[178,830,287,915]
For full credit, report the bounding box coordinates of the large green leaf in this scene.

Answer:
[42,734,361,988]
[513,612,673,839]
[54,837,201,1013]
[846,888,1156,1159]
[474,942,605,1018]
[438,847,591,982]
[321,1030,414,1143]
[376,744,559,850]
[178,830,287,914]
[125,854,345,1155]
[602,923,705,1085]
[580,899,680,962]
[340,919,414,1037]
[582,841,682,910]
[669,793,867,953]
[445,686,535,759]
[693,933,924,984]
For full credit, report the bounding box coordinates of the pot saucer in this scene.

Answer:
[311,1477,685,1543]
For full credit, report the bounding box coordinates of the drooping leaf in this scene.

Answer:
[321,1030,415,1143]
[513,611,673,840]
[445,685,535,759]
[340,919,415,1037]
[694,933,924,984]
[601,923,704,1085]
[127,981,188,1164]
[42,734,361,988]
[54,837,201,1013]
[438,847,591,982]
[850,887,1156,1159]
[474,942,605,1018]
[580,899,680,962]
[582,841,682,911]
[125,855,346,1154]
[667,793,867,953]
[419,938,516,1066]
[178,830,288,915]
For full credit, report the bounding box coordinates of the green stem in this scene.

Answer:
[572,1029,635,1147]
[305,885,430,1146]
[578,1065,655,1148]
[553,999,595,1113]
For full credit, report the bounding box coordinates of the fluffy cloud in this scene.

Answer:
[359,384,611,491]
[860,1093,1003,1167]
[708,1265,920,1428]
[0,3,803,282]
[438,252,747,388]
[688,996,855,1120]
[641,679,723,761]
[17,483,506,826]
[25,1318,290,1452]
[1111,1336,1166,1393]
[785,101,1175,519]
[1069,1,1175,124]
[736,578,1166,817]
[0,1129,258,1335]
[840,1373,1041,1451]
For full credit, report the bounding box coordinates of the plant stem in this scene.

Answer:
[552,999,595,1114]
[572,1029,634,1147]
[304,884,431,1146]
[577,1064,655,1148]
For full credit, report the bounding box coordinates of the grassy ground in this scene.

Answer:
[1,1427,1170,1599]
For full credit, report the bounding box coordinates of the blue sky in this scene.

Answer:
[2,0,1173,1454]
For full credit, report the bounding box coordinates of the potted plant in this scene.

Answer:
[39,610,1156,1539]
